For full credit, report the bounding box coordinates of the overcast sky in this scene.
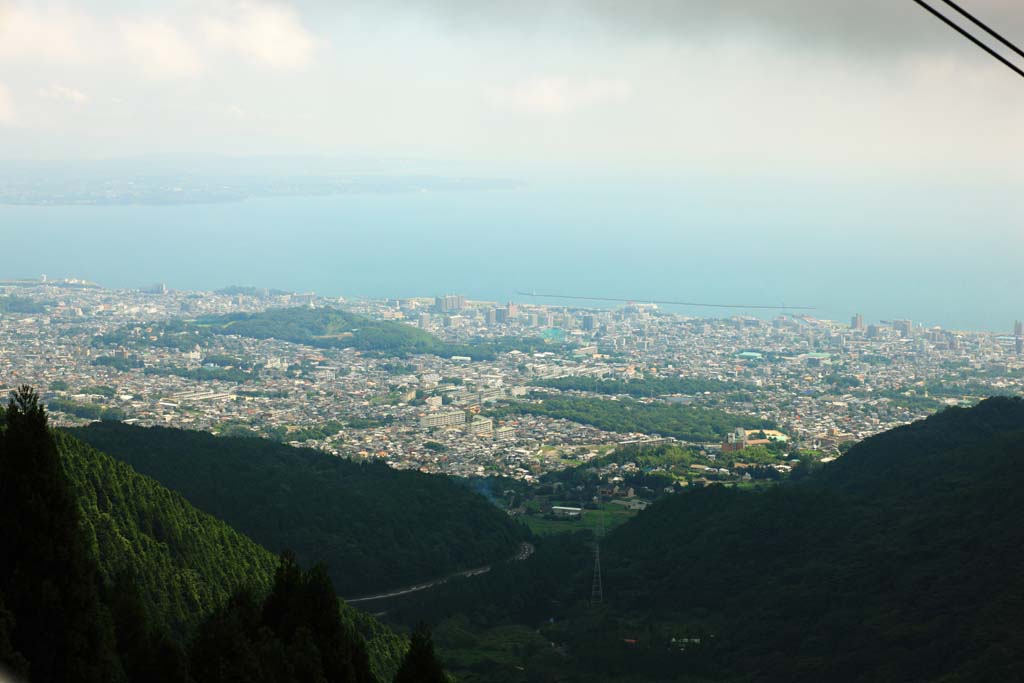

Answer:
[1,0,1022,179]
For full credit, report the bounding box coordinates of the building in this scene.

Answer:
[851,313,864,331]
[582,315,596,331]
[722,427,773,453]
[495,425,515,441]
[434,294,466,313]
[468,416,493,436]
[551,506,583,518]
[894,319,913,337]
[419,410,466,429]
[1015,320,1023,337]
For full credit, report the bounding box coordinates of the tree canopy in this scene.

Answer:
[392,397,1024,682]
[1,389,414,682]
[495,395,772,442]
[71,422,528,596]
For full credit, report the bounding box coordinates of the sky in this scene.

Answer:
[0,0,1023,179]
[1,1,1023,331]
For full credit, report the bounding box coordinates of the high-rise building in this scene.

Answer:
[851,313,864,331]
[486,308,498,325]
[894,319,913,337]
[866,324,881,339]
[1015,320,1023,337]
[582,315,596,331]
[495,308,509,324]
[434,294,466,313]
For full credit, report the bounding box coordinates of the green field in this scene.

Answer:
[520,502,638,536]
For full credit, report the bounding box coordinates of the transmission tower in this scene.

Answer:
[590,491,604,605]
[590,540,603,604]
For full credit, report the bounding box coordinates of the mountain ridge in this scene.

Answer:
[71,422,529,597]
[389,397,1024,682]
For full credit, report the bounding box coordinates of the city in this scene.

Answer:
[3,277,1021,488]
[4,0,1024,679]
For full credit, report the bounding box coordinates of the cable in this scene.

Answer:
[940,0,1024,61]
[912,0,1024,79]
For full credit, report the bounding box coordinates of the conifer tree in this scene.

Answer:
[0,386,123,682]
[393,623,447,683]
[191,552,375,683]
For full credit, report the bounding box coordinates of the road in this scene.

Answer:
[344,541,534,605]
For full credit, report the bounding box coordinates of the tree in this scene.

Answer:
[0,386,123,682]
[393,624,447,683]
[0,592,27,680]
[191,552,375,683]
[108,572,188,683]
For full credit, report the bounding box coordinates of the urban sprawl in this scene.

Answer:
[2,278,1023,486]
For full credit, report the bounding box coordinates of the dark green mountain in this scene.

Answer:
[393,397,1024,682]
[1,388,409,682]
[71,422,528,597]
[60,425,408,681]
[56,429,278,638]
[0,387,123,682]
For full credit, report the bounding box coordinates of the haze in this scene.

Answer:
[1,0,1022,174]
[1,0,1022,329]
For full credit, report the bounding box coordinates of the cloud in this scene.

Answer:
[0,83,13,125]
[0,4,102,63]
[486,77,631,115]
[118,18,204,79]
[368,0,1024,58]
[0,2,315,79]
[202,1,315,69]
[36,84,88,105]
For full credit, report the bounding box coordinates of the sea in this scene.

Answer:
[2,173,1020,332]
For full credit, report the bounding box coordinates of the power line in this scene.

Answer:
[912,0,1024,79]
[939,0,1024,61]
[517,291,815,311]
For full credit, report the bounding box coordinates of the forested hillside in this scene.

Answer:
[205,307,455,356]
[531,375,742,397]
[393,397,1024,682]
[57,430,277,638]
[72,422,528,596]
[494,395,772,442]
[1,387,418,682]
[98,306,542,360]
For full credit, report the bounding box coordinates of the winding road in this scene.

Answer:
[344,541,534,605]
